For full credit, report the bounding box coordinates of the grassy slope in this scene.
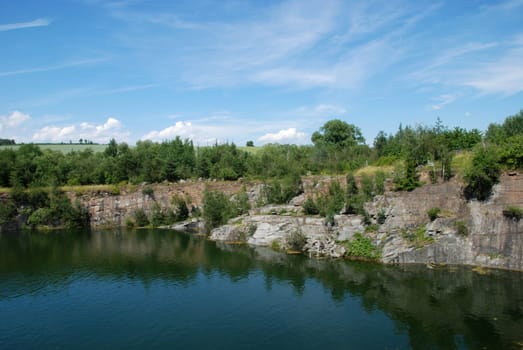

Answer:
[0,144,107,154]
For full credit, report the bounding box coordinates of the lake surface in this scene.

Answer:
[0,229,522,350]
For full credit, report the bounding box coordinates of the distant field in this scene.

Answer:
[0,144,107,154]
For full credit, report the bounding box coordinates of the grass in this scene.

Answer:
[452,151,473,177]
[0,143,107,154]
[355,165,393,177]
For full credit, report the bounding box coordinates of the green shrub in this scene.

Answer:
[361,174,374,199]
[285,229,307,251]
[502,205,523,221]
[142,185,154,197]
[303,196,320,215]
[455,220,468,236]
[427,207,441,221]
[377,208,387,224]
[231,187,251,216]
[464,146,500,201]
[150,203,167,227]
[202,190,233,232]
[172,195,189,221]
[394,158,420,191]
[374,171,386,195]
[345,233,381,260]
[0,200,17,225]
[133,209,150,227]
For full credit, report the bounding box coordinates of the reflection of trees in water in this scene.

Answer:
[1,229,522,349]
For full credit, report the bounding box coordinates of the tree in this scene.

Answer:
[464,146,500,201]
[246,140,254,147]
[311,119,365,149]
[104,138,118,157]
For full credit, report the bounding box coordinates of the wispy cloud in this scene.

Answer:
[96,84,157,95]
[0,18,51,32]
[0,58,107,77]
[430,94,457,110]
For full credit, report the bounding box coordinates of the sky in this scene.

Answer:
[0,0,522,146]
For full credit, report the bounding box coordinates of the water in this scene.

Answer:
[0,229,522,350]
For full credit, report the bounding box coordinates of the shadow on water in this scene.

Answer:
[1,228,522,349]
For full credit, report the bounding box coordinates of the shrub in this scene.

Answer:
[172,195,189,221]
[133,209,150,227]
[361,174,374,199]
[394,157,420,191]
[455,220,468,236]
[377,208,387,224]
[464,146,500,201]
[202,190,233,232]
[285,229,307,251]
[0,200,17,225]
[150,203,167,227]
[345,233,381,260]
[502,205,523,221]
[374,171,386,195]
[231,187,251,216]
[427,207,441,221]
[142,185,154,197]
[303,196,320,215]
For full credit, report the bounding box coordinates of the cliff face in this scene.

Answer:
[71,180,244,228]
[367,174,523,270]
[3,174,521,270]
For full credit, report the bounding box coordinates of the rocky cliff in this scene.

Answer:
[210,174,523,271]
[3,173,521,270]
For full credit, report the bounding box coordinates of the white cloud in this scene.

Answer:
[32,126,76,140]
[0,18,51,32]
[0,110,31,131]
[258,128,307,144]
[141,121,194,141]
[32,117,130,143]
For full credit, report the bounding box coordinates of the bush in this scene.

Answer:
[0,200,17,225]
[231,187,251,216]
[202,190,233,232]
[172,195,189,221]
[285,229,307,251]
[427,207,441,221]
[302,196,320,215]
[374,171,386,195]
[502,205,523,221]
[345,233,381,260]
[455,220,468,236]
[464,146,500,201]
[142,185,154,197]
[377,208,387,224]
[133,209,150,227]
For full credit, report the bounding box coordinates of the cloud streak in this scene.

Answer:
[0,58,107,77]
[0,18,51,32]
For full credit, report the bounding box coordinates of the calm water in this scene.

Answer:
[0,229,522,350]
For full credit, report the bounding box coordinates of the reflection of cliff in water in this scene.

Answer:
[1,229,522,349]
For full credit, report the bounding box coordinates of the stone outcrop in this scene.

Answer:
[209,174,523,270]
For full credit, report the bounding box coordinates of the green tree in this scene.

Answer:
[312,119,365,149]
[202,190,233,232]
[464,146,500,201]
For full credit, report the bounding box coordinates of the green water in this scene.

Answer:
[0,229,522,350]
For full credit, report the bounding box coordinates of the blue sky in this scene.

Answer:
[0,0,522,146]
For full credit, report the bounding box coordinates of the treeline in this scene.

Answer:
[1,110,522,199]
